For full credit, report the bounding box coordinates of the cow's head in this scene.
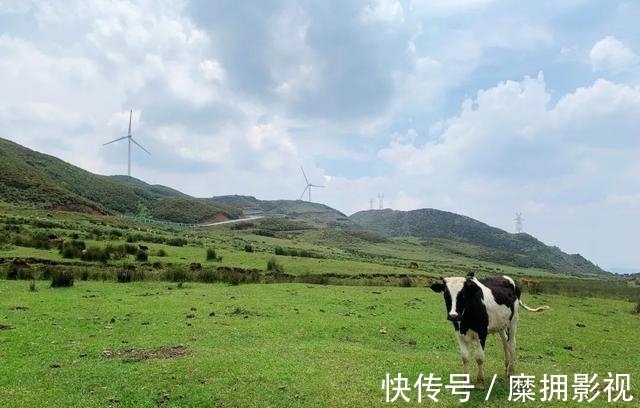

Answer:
[430,275,481,322]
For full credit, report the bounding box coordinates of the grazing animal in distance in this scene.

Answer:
[519,278,541,291]
[430,273,549,388]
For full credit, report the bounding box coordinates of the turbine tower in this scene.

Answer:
[299,166,324,202]
[103,109,150,177]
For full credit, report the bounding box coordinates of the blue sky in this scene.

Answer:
[1,0,639,272]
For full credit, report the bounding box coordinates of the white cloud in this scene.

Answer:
[590,36,638,73]
[410,0,494,15]
[361,0,405,24]
[2,0,640,269]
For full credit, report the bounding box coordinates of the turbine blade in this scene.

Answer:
[103,136,129,146]
[310,184,325,188]
[300,166,309,184]
[128,109,133,136]
[131,138,151,155]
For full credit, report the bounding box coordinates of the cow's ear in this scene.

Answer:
[430,282,445,293]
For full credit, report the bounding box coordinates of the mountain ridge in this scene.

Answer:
[0,137,608,276]
[350,208,608,276]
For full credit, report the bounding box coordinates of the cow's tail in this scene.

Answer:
[520,301,550,312]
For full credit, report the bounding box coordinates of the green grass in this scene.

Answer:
[0,280,638,407]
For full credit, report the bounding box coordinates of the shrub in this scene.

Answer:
[266,257,284,273]
[399,277,413,287]
[124,243,138,255]
[81,246,109,263]
[136,249,148,262]
[206,248,217,261]
[51,270,74,287]
[156,248,167,257]
[117,265,144,282]
[166,237,187,247]
[61,240,86,258]
[634,299,640,315]
[8,261,33,280]
[105,244,126,260]
[244,244,254,253]
[116,269,132,283]
[29,280,37,292]
[298,273,329,285]
[164,265,189,282]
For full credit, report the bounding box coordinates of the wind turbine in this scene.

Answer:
[299,166,324,202]
[103,109,150,177]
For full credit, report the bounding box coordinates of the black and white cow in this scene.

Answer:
[430,274,549,388]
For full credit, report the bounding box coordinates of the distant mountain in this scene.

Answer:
[0,137,240,223]
[350,209,609,276]
[208,195,350,225]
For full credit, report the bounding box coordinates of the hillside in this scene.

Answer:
[0,138,240,223]
[350,209,609,276]
[208,195,350,225]
[0,138,609,277]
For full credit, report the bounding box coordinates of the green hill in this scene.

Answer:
[0,138,608,277]
[350,209,609,276]
[0,137,240,223]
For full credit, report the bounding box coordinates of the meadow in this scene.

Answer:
[1,280,638,407]
[1,207,639,407]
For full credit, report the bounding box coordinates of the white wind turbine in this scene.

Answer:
[299,166,324,202]
[103,109,150,177]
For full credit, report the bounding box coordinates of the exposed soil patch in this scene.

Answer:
[101,345,190,362]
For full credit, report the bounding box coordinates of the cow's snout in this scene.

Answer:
[447,312,459,321]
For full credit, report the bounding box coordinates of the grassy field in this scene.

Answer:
[1,280,638,407]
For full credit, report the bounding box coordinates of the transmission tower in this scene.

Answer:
[377,193,384,209]
[514,212,524,233]
[369,198,374,210]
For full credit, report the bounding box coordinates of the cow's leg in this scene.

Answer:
[455,333,470,376]
[475,334,487,389]
[506,322,518,377]
[499,330,510,377]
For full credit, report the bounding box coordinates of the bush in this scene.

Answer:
[136,249,148,262]
[156,248,167,257]
[81,246,109,263]
[206,247,217,261]
[51,270,74,288]
[116,269,131,283]
[166,237,187,247]
[29,280,37,292]
[116,265,144,282]
[60,240,86,258]
[164,265,189,282]
[266,257,284,273]
[298,273,329,285]
[244,244,254,253]
[7,261,33,280]
[399,276,413,287]
[634,299,640,315]
[124,243,138,255]
[105,244,126,260]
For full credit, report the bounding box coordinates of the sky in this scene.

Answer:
[0,0,639,272]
